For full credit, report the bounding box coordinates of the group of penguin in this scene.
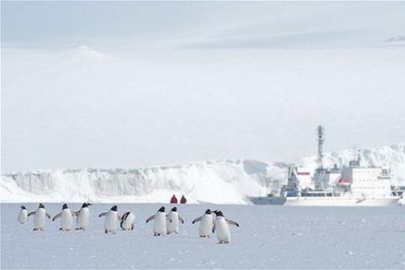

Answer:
[18,203,240,244]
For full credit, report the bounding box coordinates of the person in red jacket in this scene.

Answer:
[180,195,187,204]
[170,195,178,204]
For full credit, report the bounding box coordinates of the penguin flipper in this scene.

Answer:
[27,211,36,217]
[46,213,51,219]
[70,210,76,217]
[191,216,201,224]
[179,215,185,224]
[98,212,107,218]
[52,212,61,221]
[145,214,155,223]
[226,219,239,227]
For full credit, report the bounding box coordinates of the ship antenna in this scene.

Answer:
[317,125,325,170]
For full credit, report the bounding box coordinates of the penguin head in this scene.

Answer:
[158,206,165,212]
[171,207,177,212]
[205,209,211,214]
[21,205,26,210]
[39,203,45,209]
[62,204,68,210]
[110,205,117,212]
[213,210,219,215]
[82,202,92,208]
[216,211,224,217]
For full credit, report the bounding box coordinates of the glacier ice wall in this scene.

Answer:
[1,143,404,203]
[1,160,286,204]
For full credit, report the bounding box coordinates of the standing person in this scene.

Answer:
[170,194,178,204]
[180,195,187,204]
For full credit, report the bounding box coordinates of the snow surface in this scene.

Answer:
[1,203,405,269]
[1,144,404,204]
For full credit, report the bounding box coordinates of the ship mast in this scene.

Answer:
[315,125,327,191]
[317,125,325,170]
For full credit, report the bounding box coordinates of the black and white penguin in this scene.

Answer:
[52,203,75,231]
[192,209,215,238]
[18,205,28,224]
[166,207,184,234]
[99,205,121,234]
[146,206,166,236]
[120,211,135,231]
[27,203,51,231]
[213,211,239,244]
[75,203,92,231]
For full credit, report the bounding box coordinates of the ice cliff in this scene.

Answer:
[1,143,404,203]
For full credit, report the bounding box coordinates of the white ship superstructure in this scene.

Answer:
[254,126,401,206]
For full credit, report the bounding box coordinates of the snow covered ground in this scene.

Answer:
[1,203,405,269]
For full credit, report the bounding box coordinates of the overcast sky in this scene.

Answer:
[3,1,405,50]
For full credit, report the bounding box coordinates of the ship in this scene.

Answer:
[251,126,403,206]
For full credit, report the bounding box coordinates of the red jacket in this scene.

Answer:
[170,195,178,204]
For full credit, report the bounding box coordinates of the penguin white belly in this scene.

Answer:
[60,209,73,231]
[199,215,213,237]
[34,209,47,230]
[104,211,118,232]
[121,212,135,230]
[153,212,167,235]
[77,208,90,230]
[18,209,28,224]
[166,212,179,234]
[215,217,231,243]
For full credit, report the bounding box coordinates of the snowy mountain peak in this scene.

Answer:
[63,45,110,62]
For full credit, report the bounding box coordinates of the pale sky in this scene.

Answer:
[3,1,405,49]
[2,1,405,173]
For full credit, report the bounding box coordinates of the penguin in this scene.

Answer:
[52,203,75,231]
[99,205,121,234]
[145,206,167,236]
[166,207,184,234]
[213,211,239,244]
[192,209,215,238]
[120,211,135,231]
[27,203,51,231]
[75,203,92,231]
[18,205,28,224]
